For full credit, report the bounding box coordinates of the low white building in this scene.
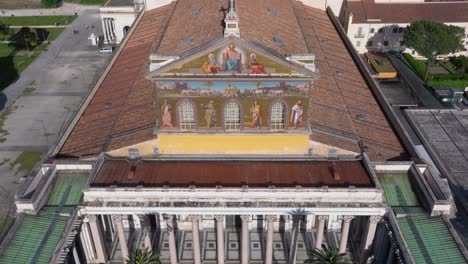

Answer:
[341,0,468,57]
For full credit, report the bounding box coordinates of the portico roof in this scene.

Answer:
[90,157,374,188]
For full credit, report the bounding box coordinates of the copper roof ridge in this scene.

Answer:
[107,156,364,162]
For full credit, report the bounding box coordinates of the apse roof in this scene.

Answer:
[56,0,405,162]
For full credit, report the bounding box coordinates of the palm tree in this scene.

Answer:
[125,248,161,264]
[305,244,351,264]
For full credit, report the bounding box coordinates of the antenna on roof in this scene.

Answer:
[224,0,240,38]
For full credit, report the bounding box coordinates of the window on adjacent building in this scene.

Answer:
[357,27,363,36]
[367,40,373,47]
[370,28,375,34]
[392,27,398,33]
[398,27,404,33]
[378,28,384,33]
[383,40,389,46]
[224,101,241,130]
[178,100,195,130]
[270,102,286,130]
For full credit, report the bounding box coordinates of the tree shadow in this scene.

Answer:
[0,54,19,92]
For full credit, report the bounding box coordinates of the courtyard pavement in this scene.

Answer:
[0,7,112,218]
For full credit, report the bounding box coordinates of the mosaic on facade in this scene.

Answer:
[165,44,298,75]
[156,81,309,131]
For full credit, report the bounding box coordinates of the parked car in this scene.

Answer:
[99,46,113,53]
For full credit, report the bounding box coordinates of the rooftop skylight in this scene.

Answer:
[192,7,201,15]
[182,37,193,45]
[267,7,277,14]
[273,37,284,46]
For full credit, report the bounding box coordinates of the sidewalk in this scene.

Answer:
[0,3,98,17]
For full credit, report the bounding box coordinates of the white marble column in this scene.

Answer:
[166,215,178,264]
[112,215,129,262]
[73,246,81,264]
[339,216,354,254]
[315,216,328,249]
[188,215,202,264]
[288,216,301,264]
[240,215,250,264]
[215,215,225,264]
[265,215,277,264]
[80,221,95,262]
[139,215,152,251]
[360,216,381,261]
[88,215,107,263]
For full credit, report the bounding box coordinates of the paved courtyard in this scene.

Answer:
[0,8,111,219]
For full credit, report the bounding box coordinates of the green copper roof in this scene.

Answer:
[398,212,466,264]
[0,172,89,264]
[48,173,88,206]
[380,173,419,207]
[0,210,68,264]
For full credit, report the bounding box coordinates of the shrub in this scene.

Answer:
[451,56,468,73]
[403,53,426,78]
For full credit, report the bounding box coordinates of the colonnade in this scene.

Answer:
[102,17,116,44]
[80,214,382,264]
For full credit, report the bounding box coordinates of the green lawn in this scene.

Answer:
[428,79,468,89]
[0,16,76,26]
[0,28,64,42]
[403,53,468,90]
[64,0,108,4]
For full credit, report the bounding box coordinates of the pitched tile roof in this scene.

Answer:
[347,0,468,24]
[58,5,174,158]
[91,158,374,187]
[58,0,406,161]
[293,2,405,161]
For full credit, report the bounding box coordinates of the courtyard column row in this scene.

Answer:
[215,215,225,264]
[288,216,302,264]
[138,215,152,251]
[112,215,129,261]
[265,215,277,264]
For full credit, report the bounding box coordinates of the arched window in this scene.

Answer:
[224,101,241,130]
[270,102,287,130]
[178,100,195,130]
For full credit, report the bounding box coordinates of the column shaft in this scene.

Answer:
[73,246,81,264]
[241,215,250,264]
[189,215,202,264]
[360,216,381,261]
[315,216,327,249]
[215,215,225,264]
[113,215,129,262]
[88,215,107,263]
[265,216,276,264]
[288,216,301,264]
[166,215,178,264]
[80,223,95,262]
[339,216,354,254]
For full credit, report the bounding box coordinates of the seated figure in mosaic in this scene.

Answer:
[223,44,241,72]
[248,53,266,74]
[201,53,220,73]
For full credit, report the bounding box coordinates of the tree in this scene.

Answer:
[41,0,58,8]
[9,27,37,51]
[305,244,352,264]
[403,20,464,81]
[125,248,161,264]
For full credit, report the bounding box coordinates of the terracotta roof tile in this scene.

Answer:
[59,5,174,158]
[293,2,406,160]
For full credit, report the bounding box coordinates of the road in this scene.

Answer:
[0,3,97,16]
[0,7,111,217]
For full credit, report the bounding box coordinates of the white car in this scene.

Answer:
[99,46,113,53]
